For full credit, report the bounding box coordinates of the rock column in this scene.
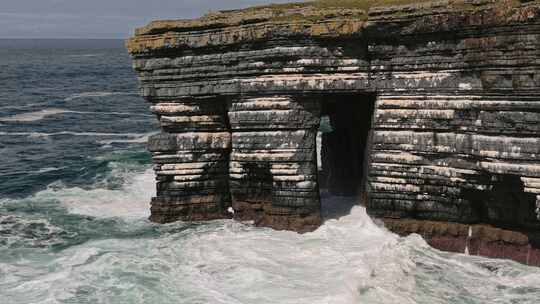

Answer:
[228,95,322,232]
[147,98,232,223]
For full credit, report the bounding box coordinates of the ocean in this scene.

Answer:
[0,39,539,304]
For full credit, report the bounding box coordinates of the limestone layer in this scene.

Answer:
[128,0,540,264]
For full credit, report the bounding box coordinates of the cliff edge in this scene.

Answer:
[127,0,540,266]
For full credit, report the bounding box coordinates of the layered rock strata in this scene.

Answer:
[128,0,540,265]
[229,96,322,232]
[147,99,232,222]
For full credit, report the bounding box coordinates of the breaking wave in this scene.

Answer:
[30,170,154,220]
[1,164,540,304]
[2,44,540,304]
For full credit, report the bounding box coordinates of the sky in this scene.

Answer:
[1,0,302,39]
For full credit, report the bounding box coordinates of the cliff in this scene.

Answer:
[127,0,540,266]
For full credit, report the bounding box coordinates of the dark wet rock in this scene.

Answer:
[383,218,540,267]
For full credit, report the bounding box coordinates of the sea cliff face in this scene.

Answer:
[127,0,540,266]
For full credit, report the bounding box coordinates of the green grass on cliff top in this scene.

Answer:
[231,0,436,23]
[270,0,430,9]
[140,0,535,35]
[252,0,527,12]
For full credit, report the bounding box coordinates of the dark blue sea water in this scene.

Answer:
[1,39,539,304]
[0,39,156,198]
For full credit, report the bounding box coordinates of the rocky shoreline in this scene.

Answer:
[127,0,540,266]
[383,218,540,267]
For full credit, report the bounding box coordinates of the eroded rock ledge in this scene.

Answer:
[128,0,540,266]
[384,219,540,266]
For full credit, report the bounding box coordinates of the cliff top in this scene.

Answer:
[127,0,540,54]
[133,0,529,36]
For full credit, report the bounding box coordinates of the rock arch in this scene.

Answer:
[129,0,540,265]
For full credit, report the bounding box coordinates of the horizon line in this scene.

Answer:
[0,37,129,40]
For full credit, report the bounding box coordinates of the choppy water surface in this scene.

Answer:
[1,39,539,304]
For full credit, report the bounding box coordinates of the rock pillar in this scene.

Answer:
[147,98,232,223]
[228,95,322,232]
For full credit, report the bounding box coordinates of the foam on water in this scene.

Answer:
[71,110,153,117]
[0,215,67,249]
[0,131,154,139]
[0,109,152,123]
[0,109,73,122]
[1,166,540,303]
[66,54,103,58]
[54,168,154,219]
[36,167,67,174]
[64,92,137,101]
[2,206,540,303]
[2,40,539,304]
[98,131,158,145]
[10,166,155,220]
[0,103,50,111]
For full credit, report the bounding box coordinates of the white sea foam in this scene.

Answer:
[2,170,540,303]
[0,215,66,248]
[98,131,158,145]
[0,108,152,123]
[64,91,137,101]
[3,199,540,303]
[0,103,49,110]
[0,109,73,122]
[32,168,154,219]
[69,110,153,117]
[66,54,102,58]
[0,131,153,139]
[0,159,154,221]
[36,167,66,174]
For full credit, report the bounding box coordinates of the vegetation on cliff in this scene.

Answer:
[133,0,538,36]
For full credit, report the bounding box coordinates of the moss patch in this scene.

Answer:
[253,0,429,10]
[134,0,540,36]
